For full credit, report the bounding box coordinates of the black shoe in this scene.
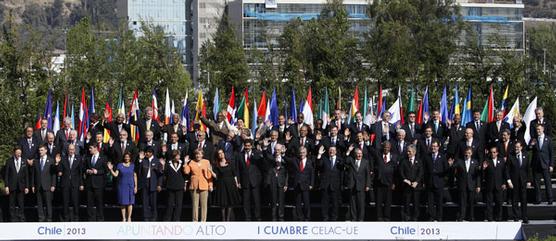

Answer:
[547,201,553,205]
[522,220,529,224]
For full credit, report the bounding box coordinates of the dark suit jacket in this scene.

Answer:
[529,136,553,170]
[236,150,264,188]
[399,157,424,189]
[349,122,370,137]
[162,161,186,191]
[345,157,371,191]
[33,129,49,144]
[424,152,449,189]
[530,118,553,139]
[165,142,189,161]
[33,157,56,191]
[289,157,314,191]
[392,139,409,160]
[103,121,131,141]
[417,137,440,158]
[507,153,531,186]
[447,125,465,158]
[110,140,138,163]
[45,143,61,158]
[497,141,515,160]
[455,138,484,161]
[61,140,84,158]
[83,154,107,189]
[375,153,399,186]
[139,140,163,159]
[511,123,526,145]
[57,155,84,188]
[372,121,395,149]
[271,125,289,143]
[454,158,481,192]
[288,123,309,139]
[466,120,487,141]
[4,157,29,191]
[424,120,448,142]
[487,121,511,144]
[161,124,188,143]
[190,141,214,161]
[265,156,288,188]
[54,128,73,148]
[18,137,39,161]
[317,155,344,191]
[325,135,346,153]
[402,122,422,142]
[131,118,161,143]
[483,158,508,191]
[137,157,163,191]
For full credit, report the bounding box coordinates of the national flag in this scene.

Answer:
[164,88,172,125]
[270,89,279,126]
[195,90,203,122]
[244,89,249,128]
[226,87,235,122]
[171,100,176,124]
[500,85,509,116]
[35,113,42,130]
[103,102,113,143]
[180,93,190,130]
[504,98,520,128]
[336,87,342,110]
[399,86,404,125]
[63,94,68,118]
[44,89,53,130]
[408,87,416,113]
[236,89,246,124]
[363,96,374,126]
[363,87,368,118]
[322,88,330,129]
[290,89,297,122]
[70,104,75,129]
[213,87,220,120]
[523,97,537,144]
[461,85,473,127]
[251,98,258,136]
[129,90,140,143]
[53,101,60,134]
[265,99,271,123]
[302,88,314,129]
[89,87,95,115]
[151,89,159,122]
[117,87,126,116]
[351,86,360,117]
[387,88,402,125]
[78,88,89,142]
[440,85,449,124]
[417,87,429,125]
[377,85,383,118]
[481,85,495,123]
[257,91,267,120]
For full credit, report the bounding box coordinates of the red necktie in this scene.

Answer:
[246,154,251,167]
[65,129,69,139]
[300,159,304,172]
[384,154,387,164]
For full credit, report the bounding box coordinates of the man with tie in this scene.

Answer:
[529,124,553,204]
[329,109,345,133]
[418,127,438,158]
[375,141,398,221]
[165,133,188,161]
[56,144,84,221]
[34,119,49,144]
[456,128,484,161]
[288,125,314,157]
[482,146,508,221]
[393,129,408,160]
[497,130,514,161]
[139,130,162,159]
[345,147,371,221]
[62,130,83,158]
[84,145,107,221]
[326,126,346,153]
[372,112,395,150]
[45,132,60,158]
[18,127,39,183]
[291,146,314,221]
[424,111,448,143]
[160,113,187,142]
[466,110,487,140]
[349,112,369,139]
[4,147,29,222]
[33,145,56,222]
[447,113,465,158]
[487,111,510,146]
[530,107,552,139]
[400,145,423,221]
[55,117,73,148]
[507,142,531,223]
[110,130,138,163]
[317,145,344,221]
[288,113,308,139]
[402,112,422,143]
[103,112,131,141]
[266,144,288,221]
[424,140,453,221]
[131,107,161,143]
[454,147,481,221]
[218,131,241,162]
[236,140,264,221]
[271,114,288,143]
[137,147,163,221]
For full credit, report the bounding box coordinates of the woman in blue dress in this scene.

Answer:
[107,152,137,222]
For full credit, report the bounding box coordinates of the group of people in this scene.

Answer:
[2,104,554,223]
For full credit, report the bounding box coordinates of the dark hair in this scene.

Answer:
[13,146,22,152]
[171,150,180,160]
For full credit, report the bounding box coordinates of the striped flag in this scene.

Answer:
[151,89,159,122]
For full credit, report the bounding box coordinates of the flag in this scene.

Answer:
[322,88,330,129]
[290,89,298,122]
[226,87,235,122]
[265,99,271,123]
[523,97,537,144]
[63,94,68,118]
[213,87,220,120]
[363,87,368,118]
[151,89,159,122]
[129,90,140,143]
[336,87,342,110]
[351,86,360,117]
[270,89,279,126]
[461,86,473,127]
[70,104,75,129]
[302,88,314,129]
[171,100,176,124]
[377,85,383,118]
[236,89,246,123]
[103,102,113,143]
[35,113,42,130]
[257,91,268,120]
[440,85,449,124]
[399,86,404,125]
[117,87,125,116]
[164,88,171,125]
[195,90,203,123]
[387,91,401,125]
[44,89,53,130]
[363,96,374,126]
[78,88,89,142]
[408,87,416,113]
[481,85,495,123]
[417,87,429,125]
[180,93,190,130]
[89,87,95,115]
[53,101,60,134]
[251,98,258,136]
[449,84,460,121]
[504,98,520,128]
[500,85,509,116]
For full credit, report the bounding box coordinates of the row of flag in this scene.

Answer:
[36,84,538,144]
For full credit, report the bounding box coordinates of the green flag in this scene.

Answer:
[323,88,330,127]
[236,95,246,122]
[363,87,368,118]
[480,98,488,122]
[408,87,416,113]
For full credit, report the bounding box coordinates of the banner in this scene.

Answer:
[0,222,523,240]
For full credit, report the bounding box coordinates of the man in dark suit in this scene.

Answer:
[424,110,448,143]
[55,117,74,148]
[139,130,163,159]
[160,113,188,143]
[218,131,241,162]
[325,126,346,153]
[507,141,531,223]
[55,144,84,221]
[90,132,110,160]
[345,147,371,221]
[497,129,514,161]
[402,112,422,143]
[103,112,131,141]
[529,124,553,204]
[349,112,370,139]
[392,129,409,160]
[372,112,395,150]
[424,140,453,221]
[109,130,138,163]
[288,125,314,156]
[375,141,398,221]
[130,106,161,143]
[4,147,29,222]
[530,107,552,139]
[290,146,314,221]
[19,127,39,163]
[266,144,288,221]
[34,119,49,144]
[34,145,56,222]
[191,131,214,162]
[447,114,465,158]
[456,128,484,161]
[454,147,481,221]
[329,109,346,133]
[487,111,511,146]
[289,114,309,139]
[400,145,423,221]
[482,146,509,221]
[236,140,264,221]
[466,110,487,141]
[137,147,163,221]
[316,145,344,221]
[87,114,104,142]
[417,126,439,158]
[271,115,288,143]
[45,132,61,158]
[61,130,84,158]
[165,133,188,161]
[84,144,107,221]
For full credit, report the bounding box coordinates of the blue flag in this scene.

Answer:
[270,89,279,126]
[89,87,96,114]
[213,87,220,120]
[44,89,53,130]
[290,89,297,122]
[461,86,473,127]
[440,86,449,124]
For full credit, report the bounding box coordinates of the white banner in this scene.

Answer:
[265,0,277,8]
[0,222,523,240]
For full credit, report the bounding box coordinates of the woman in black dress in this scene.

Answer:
[213,149,241,221]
